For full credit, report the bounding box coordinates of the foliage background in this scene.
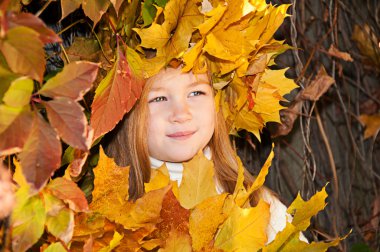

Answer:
[0,0,379,251]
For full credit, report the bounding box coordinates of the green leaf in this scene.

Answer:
[39,61,99,101]
[47,177,89,212]
[11,194,46,252]
[0,65,19,101]
[46,207,74,244]
[44,97,90,150]
[19,113,62,190]
[2,77,33,107]
[0,26,45,82]
[142,0,156,27]
[0,105,33,156]
[90,46,143,140]
[44,242,67,252]
[8,12,62,44]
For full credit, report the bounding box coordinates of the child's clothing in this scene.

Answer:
[149,153,308,244]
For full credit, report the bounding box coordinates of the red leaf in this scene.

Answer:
[47,177,89,212]
[0,106,33,156]
[19,113,62,190]
[152,190,190,244]
[91,47,143,140]
[8,13,62,44]
[0,26,45,82]
[44,97,90,150]
[39,61,99,101]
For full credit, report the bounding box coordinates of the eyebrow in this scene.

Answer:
[149,81,210,92]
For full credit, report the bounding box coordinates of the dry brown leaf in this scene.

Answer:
[271,100,302,138]
[300,66,335,101]
[328,44,354,62]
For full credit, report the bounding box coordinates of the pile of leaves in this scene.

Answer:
[11,146,346,251]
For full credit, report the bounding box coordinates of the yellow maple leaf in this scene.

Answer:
[214,199,270,251]
[178,151,218,209]
[144,164,170,193]
[189,193,229,251]
[158,230,192,252]
[90,146,133,227]
[134,0,203,77]
[287,185,328,231]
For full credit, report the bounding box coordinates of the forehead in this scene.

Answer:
[147,67,209,90]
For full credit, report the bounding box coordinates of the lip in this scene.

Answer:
[167,131,195,140]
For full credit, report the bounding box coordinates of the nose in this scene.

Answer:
[169,99,192,123]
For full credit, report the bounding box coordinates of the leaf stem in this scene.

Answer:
[56,19,86,36]
[35,0,53,17]
[60,44,70,64]
[85,21,112,65]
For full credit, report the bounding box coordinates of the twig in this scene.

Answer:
[35,0,52,17]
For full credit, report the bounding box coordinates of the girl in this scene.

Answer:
[104,66,303,243]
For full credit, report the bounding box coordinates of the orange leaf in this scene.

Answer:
[359,114,380,139]
[158,230,192,252]
[47,177,89,212]
[91,46,143,140]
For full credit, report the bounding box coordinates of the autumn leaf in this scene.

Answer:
[328,44,354,62]
[300,66,335,101]
[0,164,15,219]
[0,26,45,83]
[0,105,33,156]
[158,230,192,252]
[8,12,62,44]
[153,190,190,243]
[287,185,328,231]
[47,177,89,212]
[19,113,62,190]
[44,242,67,252]
[90,146,132,225]
[189,193,228,251]
[91,46,143,140]
[11,193,46,252]
[110,0,124,14]
[39,61,99,101]
[145,164,171,193]
[46,206,74,244]
[60,0,82,20]
[130,185,172,228]
[82,0,110,26]
[179,151,218,209]
[2,77,33,107]
[99,230,123,252]
[0,65,18,101]
[359,114,380,139]
[44,97,90,150]
[214,200,270,251]
[134,0,203,77]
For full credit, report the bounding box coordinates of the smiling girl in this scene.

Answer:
[104,65,306,243]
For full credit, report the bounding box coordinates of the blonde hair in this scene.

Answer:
[104,72,261,204]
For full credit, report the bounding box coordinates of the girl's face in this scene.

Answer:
[147,67,215,162]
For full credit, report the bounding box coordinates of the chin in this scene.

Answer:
[166,150,198,163]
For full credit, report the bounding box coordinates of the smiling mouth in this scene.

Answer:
[167,131,195,140]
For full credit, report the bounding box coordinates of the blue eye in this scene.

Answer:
[149,96,167,103]
[189,91,205,97]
